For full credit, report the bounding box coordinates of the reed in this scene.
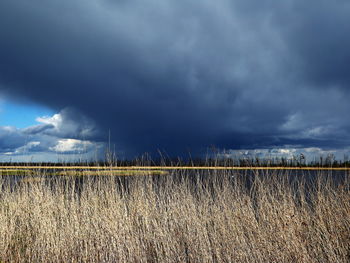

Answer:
[0,169,349,262]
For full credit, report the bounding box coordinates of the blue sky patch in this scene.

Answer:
[0,100,54,129]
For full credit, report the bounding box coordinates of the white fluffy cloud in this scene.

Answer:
[49,139,93,153]
[36,114,62,128]
[25,108,99,139]
[0,108,104,162]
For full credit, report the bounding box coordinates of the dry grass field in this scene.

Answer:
[0,169,349,262]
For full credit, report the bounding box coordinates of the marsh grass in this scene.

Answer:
[0,169,349,262]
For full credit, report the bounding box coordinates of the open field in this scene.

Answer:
[0,168,349,262]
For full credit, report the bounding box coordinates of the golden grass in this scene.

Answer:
[0,170,349,262]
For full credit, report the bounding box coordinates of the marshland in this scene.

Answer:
[0,162,349,263]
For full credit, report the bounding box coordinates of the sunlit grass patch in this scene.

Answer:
[0,169,34,176]
[55,169,169,176]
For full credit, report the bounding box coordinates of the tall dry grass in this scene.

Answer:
[0,170,349,262]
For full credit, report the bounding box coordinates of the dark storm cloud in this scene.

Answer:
[1,0,350,157]
[270,1,350,89]
[0,127,26,152]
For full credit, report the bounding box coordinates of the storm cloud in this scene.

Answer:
[1,0,350,158]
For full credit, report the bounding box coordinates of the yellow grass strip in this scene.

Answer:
[56,170,169,176]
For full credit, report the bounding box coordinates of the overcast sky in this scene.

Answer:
[0,0,350,161]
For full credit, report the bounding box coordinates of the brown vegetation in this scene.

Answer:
[0,170,349,262]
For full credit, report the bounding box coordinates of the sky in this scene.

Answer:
[0,99,54,128]
[0,0,350,162]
